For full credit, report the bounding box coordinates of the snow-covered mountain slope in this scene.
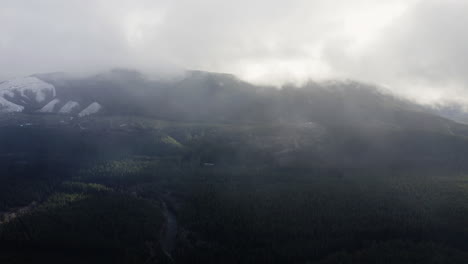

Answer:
[0,76,56,102]
[0,96,24,112]
[39,98,61,113]
[79,102,102,117]
[59,101,80,114]
[0,76,102,117]
[0,77,56,112]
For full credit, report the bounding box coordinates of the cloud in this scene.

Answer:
[1,0,467,105]
[324,0,468,104]
[1,1,130,76]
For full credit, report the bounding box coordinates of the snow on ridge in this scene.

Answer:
[39,98,61,113]
[0,77,56,103]
[78,102,102,117]
[0,97,24,112]
[0,76,105,116]
[59,101,80,114]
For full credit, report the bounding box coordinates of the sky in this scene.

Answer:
[1,0,467,105]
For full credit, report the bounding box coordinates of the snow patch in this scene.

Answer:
[78,102,102,117]
[0,77,56,103]
[0,97,24,112]
[59,101,80,114]
[39,99,61,113]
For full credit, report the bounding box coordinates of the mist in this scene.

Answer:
[2,0,468,106]
[3,1,468,263]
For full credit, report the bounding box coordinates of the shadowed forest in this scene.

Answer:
[3,0,468,262]
[0,110,467,263]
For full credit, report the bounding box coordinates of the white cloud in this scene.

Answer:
[1,0,467,105]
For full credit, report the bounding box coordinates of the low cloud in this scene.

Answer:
[1,0,467,105]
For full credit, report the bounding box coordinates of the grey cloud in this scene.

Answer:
[1,0,467,105]
[327,0,468,104]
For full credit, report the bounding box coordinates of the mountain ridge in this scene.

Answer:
[0,69,465,132]
[2,69,468,169]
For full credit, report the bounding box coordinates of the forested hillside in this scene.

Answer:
[1,70,468,263]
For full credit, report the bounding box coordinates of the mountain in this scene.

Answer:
[0,74,102,116]
[0,76,55,112]
[0,69,459,126]
[2,69,468,169]
[2,69,468,264]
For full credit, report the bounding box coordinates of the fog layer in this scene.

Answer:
[1,0,467,105]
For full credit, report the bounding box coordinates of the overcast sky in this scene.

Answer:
[1,0,467,105]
